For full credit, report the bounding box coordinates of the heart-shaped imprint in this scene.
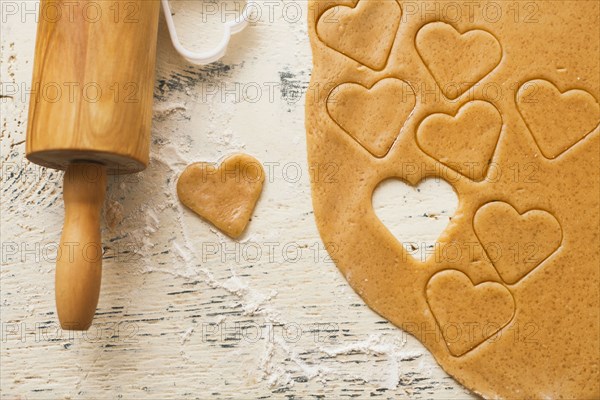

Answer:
[177,153,265,238]
[416,22,502,100]
[474,201,562,284]
[516,79,600,159]
[426,270,515,357]
[416,100,502,181]
[317,0,402,70]
[328,78,416,157]
[372,178,458,261]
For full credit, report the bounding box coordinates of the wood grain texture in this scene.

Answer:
[1,1,475,398]
[56,163,107,330]
[26,0,161,174]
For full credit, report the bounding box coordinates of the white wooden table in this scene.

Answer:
[1,1,475,398]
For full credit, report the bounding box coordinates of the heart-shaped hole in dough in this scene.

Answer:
[372,178,458,262]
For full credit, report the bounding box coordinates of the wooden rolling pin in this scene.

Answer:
[26,0,161,330]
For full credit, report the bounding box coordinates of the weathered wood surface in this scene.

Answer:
[1,1,475,398]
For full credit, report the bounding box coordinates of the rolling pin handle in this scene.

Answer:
[56,163,107,330]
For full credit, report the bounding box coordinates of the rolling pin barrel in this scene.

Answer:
[25,0,161,329]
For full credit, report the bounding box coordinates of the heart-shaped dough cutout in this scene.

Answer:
[416,22,502,100]
[516,79,600,159]
[426,270,515,357]
[328,78,416,157]
[317,0,402,71]
[474,201,562,284]
[372,178,458,262]
[177,153,265,238]
[416,100,502,181]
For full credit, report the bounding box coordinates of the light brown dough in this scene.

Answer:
[416,100,502,181]
[306,1,599,398]
[328,78,416,157]
[177,154,264,238]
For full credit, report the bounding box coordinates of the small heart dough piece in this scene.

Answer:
[177,153,265,238]
[317,0,402,70]
[426,270,515,357]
